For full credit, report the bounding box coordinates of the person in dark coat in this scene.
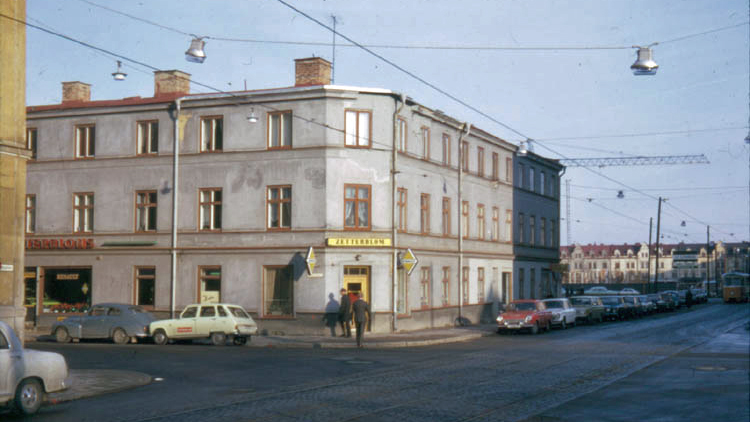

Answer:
[338,288,352,337]
[685,289,693,309]
[351,292,370,348]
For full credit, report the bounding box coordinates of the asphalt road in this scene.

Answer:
[7,302,750,422]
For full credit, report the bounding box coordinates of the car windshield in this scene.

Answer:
[570,298,591,305]
[544,300,564,309]
[601,297,620,305]
[228,306,250,319]
[509,302,537,311]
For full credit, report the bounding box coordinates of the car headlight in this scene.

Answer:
[496,316,504,322]
[524,315,533,323]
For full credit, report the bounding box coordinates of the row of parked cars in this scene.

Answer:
[496,287,707,334]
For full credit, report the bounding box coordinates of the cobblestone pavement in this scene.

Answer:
[47,370,152,404]
[16,302,748,422]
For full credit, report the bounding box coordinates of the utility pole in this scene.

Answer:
[654,197,663,292]
[331,15,337,84]
[565,179,571,245]
[648,217,653,289]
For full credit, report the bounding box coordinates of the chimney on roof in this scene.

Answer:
[294,57,331,87]
[62,81,91,103]
[154,70,191,97]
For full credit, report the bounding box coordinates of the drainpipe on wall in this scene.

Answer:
[170,98,181,319]
[392,93,406,332]
[457,122,471,324]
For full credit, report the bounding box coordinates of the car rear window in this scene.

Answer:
[544,300,564,309]
[228,307,250,319]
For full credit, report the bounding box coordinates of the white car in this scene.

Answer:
[0,321,68,415]
[149,303,258,346]
[541,298,577,329]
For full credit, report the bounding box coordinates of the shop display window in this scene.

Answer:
[42,268,92,313]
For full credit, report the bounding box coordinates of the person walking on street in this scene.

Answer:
[351,292,370,348]
[338,288,352,337]
[685,289,693,309]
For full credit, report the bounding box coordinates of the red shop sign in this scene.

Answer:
[26,238,94,250]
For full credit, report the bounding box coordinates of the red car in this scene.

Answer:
[496,300,553,334]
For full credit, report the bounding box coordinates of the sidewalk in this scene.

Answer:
[247,324,494,348]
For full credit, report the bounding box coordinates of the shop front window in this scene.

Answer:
[42,268,92,313]
[265,266,294,316]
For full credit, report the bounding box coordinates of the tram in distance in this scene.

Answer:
[722,272,750,303]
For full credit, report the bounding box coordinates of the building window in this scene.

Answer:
[550,219,556,247]
[268,111,292,149]
[530,268,536,299]
[492,152,499,180]
[397,268,408,315]
[75,125,95,158]
[477,204,486,240]
[492,207,499,241]
[442,267,450,306]
[25,195,36,234]
[442,197,451,236]
[73,192,94,233]
[201,117,223,152]
[199,266,221,303]
[267,186,292,230]
[505,209,512,242]
[442,133,451,166]
[344,184,371,230]
[550,176,556,198]
[397,187,407,233]
[518,268,525,299]
[462,201,469,239]
[529,215,536,246]
[517,163,525,188]
[477,147,484,177]
[461,141,469,171]
[135,267,155,307]
[540,172,546,196]
[506,157,512,183]
[397,117,407,152]
[518,212,525,243]
[264,266,294,316]
[420,193,430,234]
[135,190,157,232]
[421,126,430,159]
[462,266,469,304]
[137,121,158,155]
[477,267,485,302]
[345,109,371,148]
[199,188,222,231]
[540,218,546,247]
[529,167,535,191]
[26,128,37,159]
[420,267,430,309]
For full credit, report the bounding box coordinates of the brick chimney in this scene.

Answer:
[154,70,191,97]
[294,57,331,87]
[61,81,91,103]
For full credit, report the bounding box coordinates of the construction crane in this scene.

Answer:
[561,154,710,245]
[559,154,709,168]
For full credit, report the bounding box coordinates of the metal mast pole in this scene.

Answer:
[654,197,662,292]
[331,15,337,84]
[648,217,653,289]
[565,179,571,245]
[706,225,710,291]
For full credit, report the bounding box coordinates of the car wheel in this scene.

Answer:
[211,332,227,346]
[54,327,71,343]
[14,378,43,415]
[530,322,539,335]
[233,336,247,346]
[561,319,567,330]
[112,328,129,345]
[153,329,168,346]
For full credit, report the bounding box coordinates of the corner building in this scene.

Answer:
[24,58,559,333]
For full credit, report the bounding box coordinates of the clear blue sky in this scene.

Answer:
[24,0,750,246]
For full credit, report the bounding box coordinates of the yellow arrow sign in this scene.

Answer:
[401,248,419,275]
[305,247,316,275]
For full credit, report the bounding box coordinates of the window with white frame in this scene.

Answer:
[73,193,94,233]
[199,188,222,231]
[135,190,157,232]
[75,125,95,158]
[201,117,223,152]
[345,110,371,147]
[421,126,430,159]
[268,111,292,149]
[25,195,36,233]
[267,186,292,229]
[137,121,158,155]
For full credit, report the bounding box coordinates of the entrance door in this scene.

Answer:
[344,266,370,331]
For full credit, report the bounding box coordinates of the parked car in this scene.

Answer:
[149,303,258,346]
[639,295,658,314]
[662,290,683,308]
[648,293,668,312]
[584,286,612,295]
[496,300,553,334]
[659,292,678,311]
[1,321,68,415]
[620,288,641,295]
[51,303,156,344]
[691,288,708,303]
[569,296,605,324]
[600,296,629,320]
[542,298,577,329]
[621,295,645,318]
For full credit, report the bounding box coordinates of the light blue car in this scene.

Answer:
[51,303,156,344]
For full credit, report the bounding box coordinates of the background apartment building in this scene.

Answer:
[23,57,556,333]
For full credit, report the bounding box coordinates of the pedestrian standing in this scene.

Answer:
[338,288,352,337]
[351,292,370,348]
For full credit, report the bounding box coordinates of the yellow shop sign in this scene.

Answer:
[326,238,392,247]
